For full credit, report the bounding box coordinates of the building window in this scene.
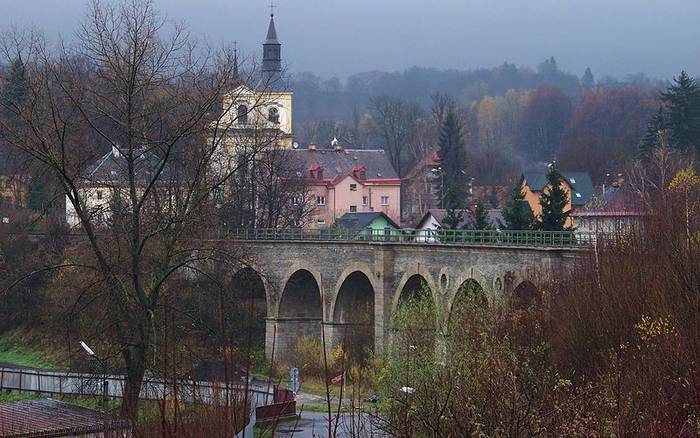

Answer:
[292,195,302,206]
[380,195,389,205]
[268,107,279,124]
[362,196,368,206]
[349,183,357,191]
[317,196,326,206]
[317,219,326,226]
[237,105,248,124]
[350,205,357,212]
[575,193,582,198]
[96,190,103,200]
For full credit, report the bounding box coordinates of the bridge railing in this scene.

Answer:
[225,228,600,247]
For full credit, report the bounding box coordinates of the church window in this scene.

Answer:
[268,107,280,124]
[237,105,248,124]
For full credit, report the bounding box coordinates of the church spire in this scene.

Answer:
[262,7,282,83]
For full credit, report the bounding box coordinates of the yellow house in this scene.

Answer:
[521,171,594,227]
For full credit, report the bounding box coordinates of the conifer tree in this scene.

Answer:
[442,190,464,230]
[472,202,492,230]
[661,71,700,156]
[435,110,468,206]
[1,58,27,112]
[538,164,571,231]
[581,67,595,93]
[500,178,536,230]
[639,105,668,160]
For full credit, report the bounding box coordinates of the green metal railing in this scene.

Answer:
[225,228,598,248]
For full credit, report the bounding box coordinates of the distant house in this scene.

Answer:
[0,399,130,437]
[291,143,401,229]
[572,183,647,235]
[414,209,474,242]
[65,146,166,227]
[521,171,594,227]
[335,211,400,239]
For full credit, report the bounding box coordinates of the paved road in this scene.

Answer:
[263,411,387,438]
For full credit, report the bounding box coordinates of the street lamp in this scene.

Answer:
[80,341,110,410]
[431,167,444,208]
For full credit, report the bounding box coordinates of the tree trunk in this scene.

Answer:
[121,343,147,421]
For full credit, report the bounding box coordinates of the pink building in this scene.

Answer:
[292,145,401,228]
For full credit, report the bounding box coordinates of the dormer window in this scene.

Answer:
[237,105,248,124]
[268,107,279,124]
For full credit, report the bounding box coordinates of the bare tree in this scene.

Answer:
[369,95,422,176]
[0,0,282,418]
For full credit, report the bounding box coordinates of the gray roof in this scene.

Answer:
[522,171,594,207]
[336,211,399,230]
[265,15,279,44]
[0,399,128,437]
[83,148,165,184]
[291,148,399,182]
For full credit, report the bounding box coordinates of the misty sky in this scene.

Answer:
[2,0,699,80]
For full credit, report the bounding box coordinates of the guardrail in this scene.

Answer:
[225,228,601,248]
[0,367,271,406]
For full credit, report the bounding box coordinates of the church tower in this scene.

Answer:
[262,13,282,83]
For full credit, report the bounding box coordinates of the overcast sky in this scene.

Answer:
[2,0,699,80]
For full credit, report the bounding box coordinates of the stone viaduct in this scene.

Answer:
[229,239,584,362]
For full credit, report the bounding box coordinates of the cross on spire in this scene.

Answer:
[269,0,275,17]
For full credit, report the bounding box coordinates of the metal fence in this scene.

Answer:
[226,228,600,248]
[0,367,271,406]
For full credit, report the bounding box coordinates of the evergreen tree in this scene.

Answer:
[442,190,464,230]
[1,57,27,114]
[500,178,536,230]
[0,58,28,175]
[661,71,700,156]
[581,67,595,92]
[639,105,668,160]
[435,110,469,206]
[472,202,492,230]
[538,164,571,231]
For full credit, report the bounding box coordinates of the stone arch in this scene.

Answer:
[447,269,491,315]
[278,269,323,320]
[273,268,324,364]
[512,280,540,309]
[393,269,438,312]
[276,262,324,318]
[449,279,488,320]
[330,271,376,361]
[329,263,378,318]
[229,267,268,352]
[231,267,268,313]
